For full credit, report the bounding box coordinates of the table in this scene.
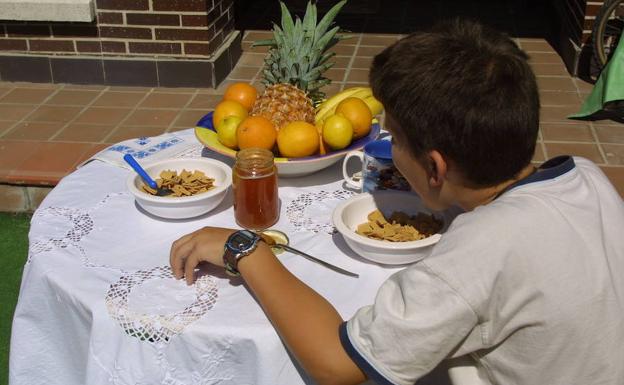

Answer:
[9,129,404,385]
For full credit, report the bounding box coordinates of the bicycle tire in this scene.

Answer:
[592,0,624,70]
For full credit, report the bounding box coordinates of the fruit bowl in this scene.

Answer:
[194,111,381,178]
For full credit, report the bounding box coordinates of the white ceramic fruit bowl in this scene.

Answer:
[127,157,232,219]
[332,190,456,265]
[194,111,380,178]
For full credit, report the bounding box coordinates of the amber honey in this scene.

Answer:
[233,148,279,230]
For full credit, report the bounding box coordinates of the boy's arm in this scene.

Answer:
[170,227,367,385]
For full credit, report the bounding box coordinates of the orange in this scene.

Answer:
[236,116,277,150]
[277,121,320,158]
[335,97,373,139]
[213,100,248,129]
[223,82,258,111]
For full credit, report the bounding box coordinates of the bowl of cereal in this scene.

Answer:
[126,157,232,219]
[332,190,453,265]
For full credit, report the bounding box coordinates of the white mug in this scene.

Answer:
[342,139,410,193]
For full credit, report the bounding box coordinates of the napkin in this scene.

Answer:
[569,38,624,121]
[78,129,204,169]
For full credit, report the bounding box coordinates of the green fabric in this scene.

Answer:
[569,39,624,120]
[0,212,30,385]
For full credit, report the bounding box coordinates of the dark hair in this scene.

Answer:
[370,19,539,187]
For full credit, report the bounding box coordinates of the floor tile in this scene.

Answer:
[539,91,582,106]
[73,143,111,167]
[594,124,624,143]
[355,46,385,57]
[359,34,400,46]
[600,166,624,197]
[0,104,36,121]
[0,88,56,104]
[543,142,605,164]
[92,91,147,108]
[1,122,62,141]
[531,63,570,77]
[138,93,193,109]
[536,76,577,92]
[351,56,373,69]
[518,39,556,52]
[0,140,43,177]
[26,105,83,123]
[53,123,115,142]
[0,120,16,135]
[325,68,346,82]
[187,94,222,110]
[237,52,267,67]
[345,68,370,83]
[123,109,179,127]
[331,45,356,56]
[540,122,594,142]
[8,142,96,184]
[527,52,565,64]
[105,126,169,144]
[602,144,624,165]
[172,109,209,128]
[227,66,261,81]
[540,105,582,122]
[45,90,102,106]
[74,107,133,125]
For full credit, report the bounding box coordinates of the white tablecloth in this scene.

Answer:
[9,129,404,385]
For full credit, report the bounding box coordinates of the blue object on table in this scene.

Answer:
[123,154,158,189]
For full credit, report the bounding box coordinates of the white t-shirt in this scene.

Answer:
[340,156,624,385]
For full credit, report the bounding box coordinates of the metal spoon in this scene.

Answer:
[258,229,359,278]
[123,154,173,197]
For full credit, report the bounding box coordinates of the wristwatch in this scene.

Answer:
[223,230,262,277]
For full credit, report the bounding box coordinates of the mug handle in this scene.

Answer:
[342,150,364,189]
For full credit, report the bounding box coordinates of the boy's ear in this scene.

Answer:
[427,150,447,187]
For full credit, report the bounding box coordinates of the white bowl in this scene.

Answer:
[194,111,380,178]
[126,157,232,219]
[332,190,453,265]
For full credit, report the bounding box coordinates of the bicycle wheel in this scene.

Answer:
[592,0,624,70]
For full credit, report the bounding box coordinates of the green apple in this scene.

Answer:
[216,115,243,149]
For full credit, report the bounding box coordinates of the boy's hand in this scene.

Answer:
[170,226,235,285]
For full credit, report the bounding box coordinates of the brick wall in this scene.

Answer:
[0,0,241,87]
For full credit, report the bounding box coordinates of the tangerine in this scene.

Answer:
[277,121,319,158]
[223,82,258,111]
[335,97,372,139]
[213,100,248,128]
[236,116,277,150]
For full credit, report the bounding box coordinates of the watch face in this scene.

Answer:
[229,230,255,252]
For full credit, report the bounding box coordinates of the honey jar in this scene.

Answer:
[232,148,279,230]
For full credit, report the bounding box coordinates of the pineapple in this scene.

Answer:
[251,0,349,129]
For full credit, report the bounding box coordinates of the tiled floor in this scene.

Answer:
[0,31,623,202]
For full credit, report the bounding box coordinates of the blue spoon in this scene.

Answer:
[123,154,173,196]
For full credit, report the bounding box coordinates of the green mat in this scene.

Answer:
[570,38,624,121]
[0,212,31,385]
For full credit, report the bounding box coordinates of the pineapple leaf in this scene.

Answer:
[315,0,347,40]
[317,51,336,66]
[313,25,340,53]
[263,69,278,84]
[302,1,317,34]
[279,1,295,43]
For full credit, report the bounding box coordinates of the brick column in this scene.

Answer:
[0,0,242,87]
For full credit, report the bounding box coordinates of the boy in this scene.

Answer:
[170,20,624,385]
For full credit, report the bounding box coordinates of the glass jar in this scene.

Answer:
[232,148,279,230]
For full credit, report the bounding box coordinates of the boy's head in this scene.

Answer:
[370,19,539,188]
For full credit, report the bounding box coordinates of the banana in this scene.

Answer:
[315,87,373,124]
[362,95,383,116]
